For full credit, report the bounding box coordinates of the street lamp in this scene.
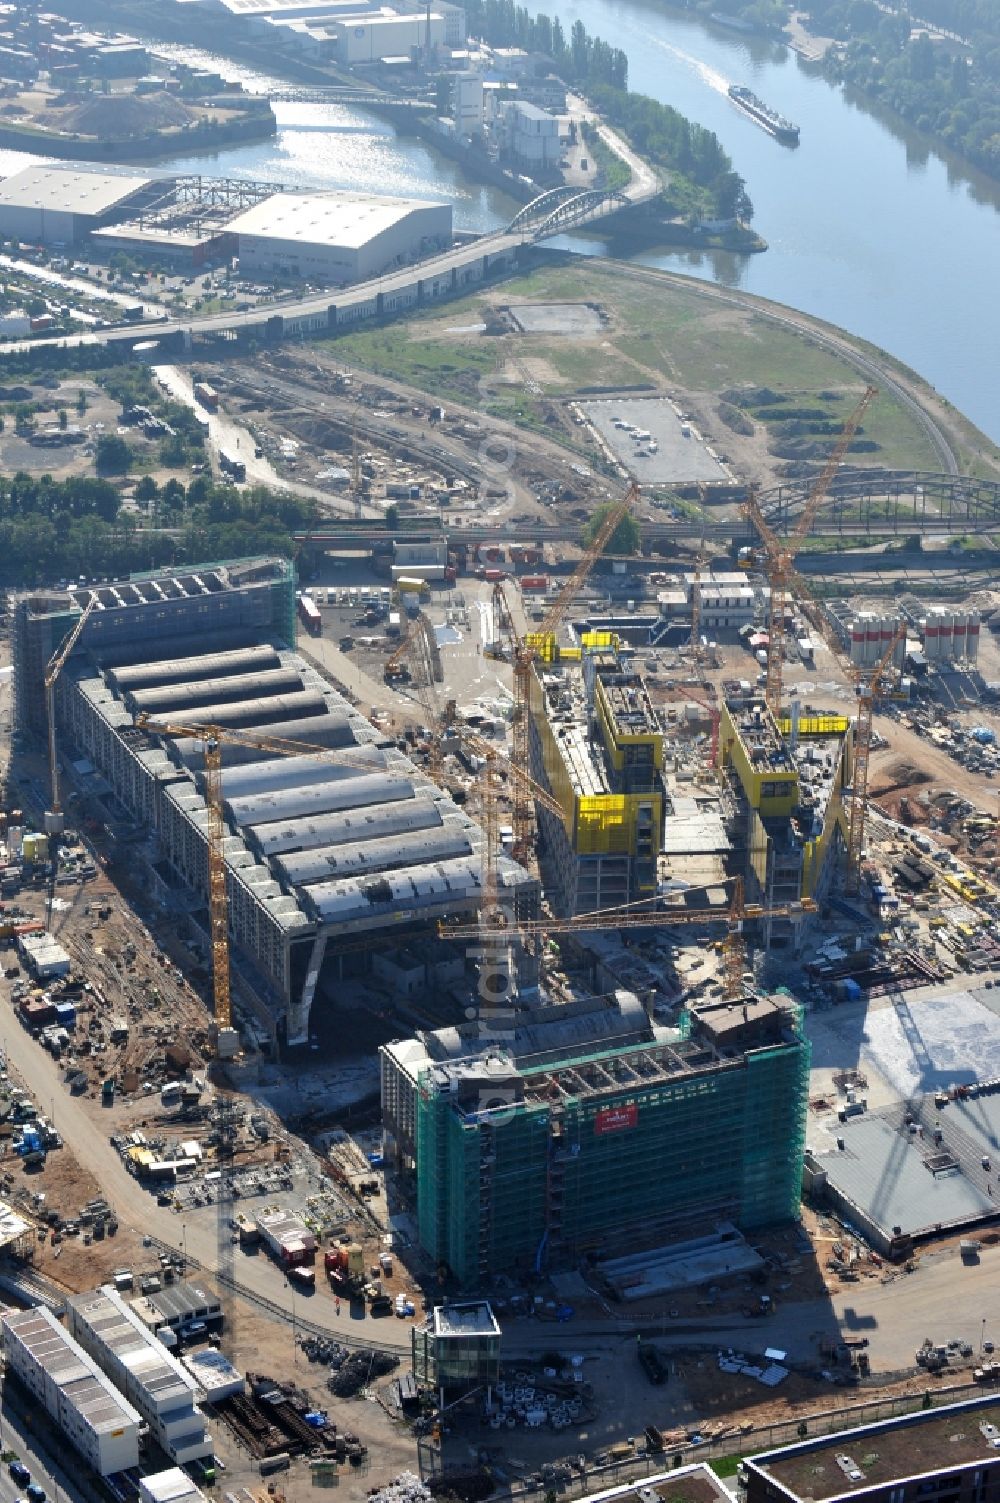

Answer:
[982,1317,987,1352]
[181,1222,187,1269]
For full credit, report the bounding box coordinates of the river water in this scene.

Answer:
[8,12,1000,442]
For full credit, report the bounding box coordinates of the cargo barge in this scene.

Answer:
[728,84,800,144]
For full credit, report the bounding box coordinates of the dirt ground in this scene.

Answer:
[215,1302,420,1500]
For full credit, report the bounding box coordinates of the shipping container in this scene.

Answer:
[520,575,549,593]
[194,382,219,411]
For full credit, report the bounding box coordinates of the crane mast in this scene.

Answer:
[507,480,640,863]
[742,386,877,716]
[44,595,97,835]
[845,619,907,893]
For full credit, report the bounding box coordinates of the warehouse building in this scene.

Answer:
[383,991,810,1287]
[0,164,161,246]
[14,559,537,1047]
[1,1306,142,1476]
[229,190,452,283]
[529,636,664,915]
[66,1286,213,1465]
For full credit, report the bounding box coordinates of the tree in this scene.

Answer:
[57,407,68,430]
[95,433,133,476]
[582,502,640,555]
[76,389,88,416]
[134,475,159,503]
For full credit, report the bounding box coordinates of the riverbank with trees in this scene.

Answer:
[705,0,1000,183]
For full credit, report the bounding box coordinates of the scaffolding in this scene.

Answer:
[415,1005,811,1287]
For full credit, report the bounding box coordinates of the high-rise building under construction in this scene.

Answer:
[381,992,810,1288]
[529,637,664,914]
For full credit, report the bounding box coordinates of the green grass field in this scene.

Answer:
[326,260,964,473]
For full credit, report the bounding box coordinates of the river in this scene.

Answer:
[9,12,1000,443]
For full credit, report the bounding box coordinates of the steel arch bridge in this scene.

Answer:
[531,188,631,238]
[758,468,1000,537]
[507,187,585,234]
[508,187,632,238]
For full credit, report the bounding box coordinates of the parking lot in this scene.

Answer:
[581,396,731,484]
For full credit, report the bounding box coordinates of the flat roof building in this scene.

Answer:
[411,1301,501,1400]
[742,1393,1000,1503]
[14,558,537,1046]
[385,991,809,1286]
[66,1285,212,1465]
[0,164,160,245]
[1,1306,142,1477]
[140,1468,208,1503]
[145,1281,223,1333]
[229,190,452,283]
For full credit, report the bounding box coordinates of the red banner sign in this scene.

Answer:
[594,1103,638,1136]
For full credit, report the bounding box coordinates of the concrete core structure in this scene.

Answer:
[529,639,664,915]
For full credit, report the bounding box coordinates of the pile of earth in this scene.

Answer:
[871,757,933,794]
[37,92,197,136]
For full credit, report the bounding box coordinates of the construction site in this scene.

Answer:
[5,309,1000,1503]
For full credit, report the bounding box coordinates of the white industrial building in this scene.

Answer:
[17,929,71,979]
[140,1469,208,1503]
[655,571,770,631]
[451,71,484,136]
[66,1286,213,1465]
[495,99,561,166]
[219,0,466,46]
[228,190,452,282]
[334,11,446,61]
[1,1306,142,1477]
[0,164,157,246]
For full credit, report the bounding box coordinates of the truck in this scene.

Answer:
[297,594,322,636]
[193,382,219,411]
[219,450,246,482]
[101,1078,115,1107]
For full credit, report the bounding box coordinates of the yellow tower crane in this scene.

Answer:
[44,594,97,836]
[442,874,816,1000]
[498,479,640,863]
[742,385,877,717]
[134,716,408,1053]
[134,713,568,1053]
